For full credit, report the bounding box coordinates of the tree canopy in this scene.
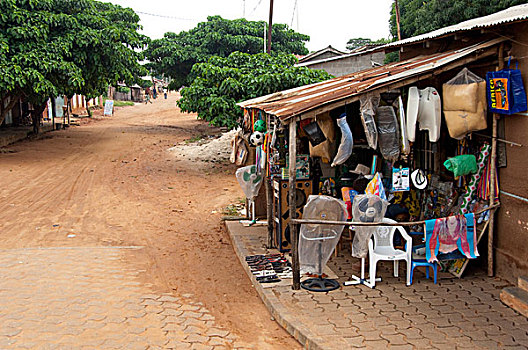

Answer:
[0,0,148,125]
[145,16,310,89]
[390,0,528,39]
[345,37,391,51]
[177,52,333,129]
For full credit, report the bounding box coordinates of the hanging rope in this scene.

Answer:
[291,203,500,227]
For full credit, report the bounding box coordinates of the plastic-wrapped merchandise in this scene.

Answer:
[443,154,478,178]
[376,106,400,163]
[351,194,388,258]
[331,113,353,167]
[235,165,263,200]
[360,93,380,149]
[299,195,347,274]
[309,112,336,163]
[398,96,411,155]
[443,68,487,139]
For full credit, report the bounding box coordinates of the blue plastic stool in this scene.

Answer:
[407,234,438,285]
[410,258,437,284]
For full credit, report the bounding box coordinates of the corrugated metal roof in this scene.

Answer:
[239,38,504,121]
[297,45,347,64]
[295,45,382,67]
[383,4,528,48]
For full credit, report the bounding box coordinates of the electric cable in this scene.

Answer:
[136,11,196,21]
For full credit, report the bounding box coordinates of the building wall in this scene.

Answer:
[304,51,386,77]
[397,21,528,283]
[495,21,528,282]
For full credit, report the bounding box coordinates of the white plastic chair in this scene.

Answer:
[368,218,412,287]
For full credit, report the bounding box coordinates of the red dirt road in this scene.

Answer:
[0,94,300,348]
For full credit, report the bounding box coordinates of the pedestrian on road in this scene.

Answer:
[163,88,167,99]
[145,91,152,104]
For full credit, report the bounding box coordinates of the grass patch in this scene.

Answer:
[185,134,205,144]
[113,100,135,107]
[102,98,135,107]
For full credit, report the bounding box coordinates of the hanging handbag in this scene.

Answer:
[486,57,528,115]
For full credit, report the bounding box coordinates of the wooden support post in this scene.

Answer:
[488,43,504,277]
[288,121,299,290]
[50,97,56,130]
[266,177,274,249]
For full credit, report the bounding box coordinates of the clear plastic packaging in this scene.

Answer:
[360,93,380,149]
[351,194,388,258]
[299,195,347,274]
[331,113,353,167]
[235,165,263,200]
[376,106,400,163]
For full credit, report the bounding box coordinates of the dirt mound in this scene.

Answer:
[169,128,238,163]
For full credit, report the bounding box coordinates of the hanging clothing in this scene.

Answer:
[425,213,478,263]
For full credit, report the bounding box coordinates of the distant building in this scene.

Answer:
[296,45,386,77]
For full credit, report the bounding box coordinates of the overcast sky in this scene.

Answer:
[106,0,394,52]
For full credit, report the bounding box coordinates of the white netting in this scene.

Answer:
[299,195,347,274]
[351,194,388,258]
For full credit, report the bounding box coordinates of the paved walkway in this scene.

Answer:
[0,247,236,349]
[226,221,528,350]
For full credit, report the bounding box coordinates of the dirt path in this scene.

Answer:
[0,94,300,348]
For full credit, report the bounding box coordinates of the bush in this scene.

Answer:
[177,52,333,129]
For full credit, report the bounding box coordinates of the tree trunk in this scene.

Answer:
[31,101,47,135]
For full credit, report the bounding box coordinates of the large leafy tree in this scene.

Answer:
[346,37,391,51]
[0,0,148,127]
[177,52,332,129]
[146,16,310,89]
[390,0,527,39]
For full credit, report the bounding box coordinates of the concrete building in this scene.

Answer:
[296,45,386,77]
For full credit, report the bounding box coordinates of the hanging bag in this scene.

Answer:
[486,57,528,115]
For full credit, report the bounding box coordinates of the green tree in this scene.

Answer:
[346,37,392,51]
[146,16,310,89]
[390,0,528,39]
[177,52,333,129]
[0,0,148,129]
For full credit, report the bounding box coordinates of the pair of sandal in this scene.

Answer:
[256,275,281,283]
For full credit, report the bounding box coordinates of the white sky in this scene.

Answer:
[106,0,394,52]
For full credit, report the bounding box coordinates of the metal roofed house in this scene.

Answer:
[297,45,347,64]
[295,45,386,77]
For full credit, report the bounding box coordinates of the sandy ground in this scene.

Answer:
[0,94,300,348]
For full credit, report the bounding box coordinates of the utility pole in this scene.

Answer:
[243,0,245,18]
[395,0,402,40]
[267,0,274,54]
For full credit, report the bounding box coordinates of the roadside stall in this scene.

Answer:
[236,38,525,290]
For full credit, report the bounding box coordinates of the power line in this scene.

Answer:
[136,11,196,21]
[250,0,264,16]
[290,0,298,28]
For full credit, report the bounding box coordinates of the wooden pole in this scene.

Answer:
[488,43,504,277]
[395,0,402,41]
[266,177,274,249]
[288,121,299,289]
[50,97,56,130]
[267,0,274,54]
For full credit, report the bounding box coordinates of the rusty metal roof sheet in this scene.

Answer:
[239,38,504,121]
[383,4,528,49]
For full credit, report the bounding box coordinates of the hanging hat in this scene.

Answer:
[350,164,371,175]
[411,169,428,190]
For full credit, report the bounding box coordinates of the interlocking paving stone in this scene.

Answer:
[0,247,236,348]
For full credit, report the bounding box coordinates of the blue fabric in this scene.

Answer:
[425,213,477,262]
